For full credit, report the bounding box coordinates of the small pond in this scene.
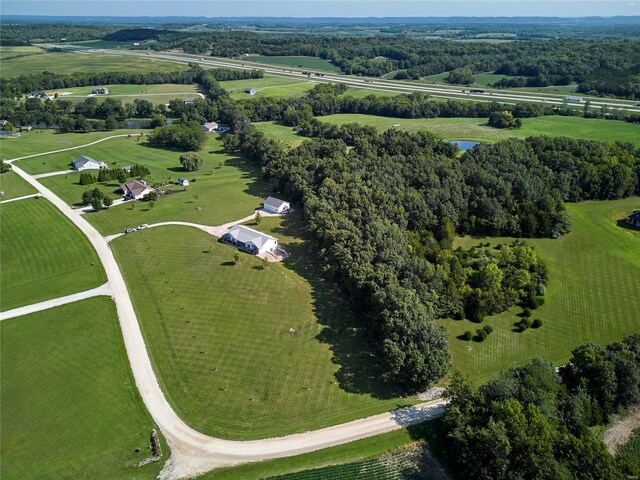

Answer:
[447,140,481,151]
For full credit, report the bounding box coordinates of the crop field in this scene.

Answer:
[0,171,37,200]
[220,76,318,99]
[0,128,145,160]
[0,51,185,78]
[0,45,46,60]
[0,297,165,479]
[0,197,106,311]
[441,198,640,383]
[112,213,411,440]
[319,114,640,145]
[244,55,341,73]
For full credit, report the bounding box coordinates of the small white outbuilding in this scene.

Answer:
[263,196,291,214]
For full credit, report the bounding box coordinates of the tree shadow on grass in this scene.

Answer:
[225,155,272,200]
[269,212,408,401]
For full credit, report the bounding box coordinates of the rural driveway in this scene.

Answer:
[0,193,39,204]
[8,148,447,480]
[0,283,113,321]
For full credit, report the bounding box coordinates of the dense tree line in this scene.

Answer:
[224,113,639,390]
[0,65,262,98]
[147,121,205,151]
[443,334,640,479]
[0,24,117,45]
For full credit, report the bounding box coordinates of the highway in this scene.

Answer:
[42,43,640,113]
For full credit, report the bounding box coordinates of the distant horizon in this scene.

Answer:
[2,1,639,19]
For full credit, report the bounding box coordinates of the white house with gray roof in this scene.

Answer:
[222,225,278,255]
[71,155,108,171]
[263,196,290,214]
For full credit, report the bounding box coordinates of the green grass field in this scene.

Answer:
[220,77,318,100]
[111,212,412,440]
[420,71,579,94]
[318,114,640,145]
[0,171,37,200]
[0,197,106,310]
[0,128,145,160]
[0,52,185,78]
[0,45,46,60]
[244,55,341,73]
[0,297,165,479]
[440,198,640,383]
[253,122,306,147]
[56,83,201,105]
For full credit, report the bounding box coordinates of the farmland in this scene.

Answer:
[111,213,412,440]
[0,51,185,78]
[244,55,341,73]
[58,83,201,104]
[0,171,37,200]
[441,198,640,383]
[0,197,106,310]
[0,297,165,479]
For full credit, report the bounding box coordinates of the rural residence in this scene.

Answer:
[71,155,107,171]
[202,121,219,133]
[222,225,278,255]
[91,87,109,95]
[627,210,640,228]
[177,177,189,187]
[263,196,291,214]
[121,179,154,200]
[244,88,257,95]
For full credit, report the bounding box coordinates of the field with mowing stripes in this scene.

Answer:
[0,171,37,200]
[441,198,640,383]
[220,77,318,99]
[0,297,166,479]
[0,129,145,160]
[0,51,185,78]
[0,198,106,310]
[112,214,411,440]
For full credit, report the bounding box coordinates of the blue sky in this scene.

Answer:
[2,1,639,17]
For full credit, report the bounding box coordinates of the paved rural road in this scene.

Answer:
[0,283,113,321]
[9,147,448,479]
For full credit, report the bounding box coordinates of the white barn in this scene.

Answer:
[222,225,278,255]
[263,196,290,214]
[72,155,108,171]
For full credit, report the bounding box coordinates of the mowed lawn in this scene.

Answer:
[0,297,165,479]
[0,129,145,161]
[28,135,272,235]
[112,216,411,440]
[319,113,640,145]
[0,198,106,310]
[244,55,341,73]
[220,77,318,100]
[440,198,640,383]
[0,171,37,200]
[0,51,184,78]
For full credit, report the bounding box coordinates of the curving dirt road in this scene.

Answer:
[8,142,447,479]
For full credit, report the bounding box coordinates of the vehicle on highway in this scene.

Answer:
[469,89,485,94]
[634,102,640,107]
[124,227,136,234]
[138,224,149,230]
[564,96,583,102]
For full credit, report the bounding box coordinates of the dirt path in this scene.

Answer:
[7,149,448,480]
[603,406,640,455]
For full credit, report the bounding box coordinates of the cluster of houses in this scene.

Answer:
[221,197,291,256]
